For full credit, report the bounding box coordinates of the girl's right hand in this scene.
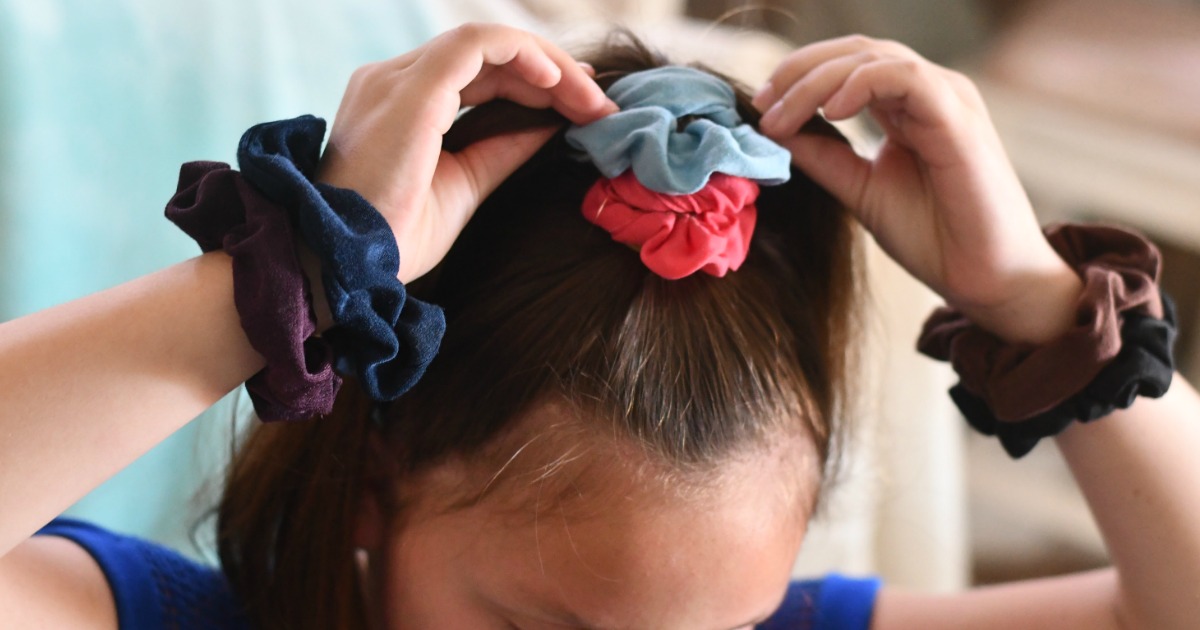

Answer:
[316,23,618,282]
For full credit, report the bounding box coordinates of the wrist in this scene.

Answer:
[297,242,335,333]
[953,258,1085,345]
[918,222,1172,458]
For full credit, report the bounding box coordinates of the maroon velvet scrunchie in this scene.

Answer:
[917,222,1163,422]
[165,161,341,421]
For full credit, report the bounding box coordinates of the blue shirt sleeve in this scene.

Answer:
[758,574,883,630]
[35,517,249,630]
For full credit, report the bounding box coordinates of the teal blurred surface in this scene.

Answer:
[0,0,436,558]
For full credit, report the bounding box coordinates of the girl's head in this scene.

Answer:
[217,33,861,629]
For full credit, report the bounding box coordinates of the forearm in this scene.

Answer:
[1056,376,1200,629]
[0,251,264,557]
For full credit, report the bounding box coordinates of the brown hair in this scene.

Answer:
[216,32,862,630]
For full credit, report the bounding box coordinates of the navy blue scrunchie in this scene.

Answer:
[236,115,445,401]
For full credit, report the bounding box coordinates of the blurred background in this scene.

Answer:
[2,0,1196,590]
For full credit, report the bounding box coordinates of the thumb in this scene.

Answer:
[777,132,872,219]
[452,125,560,209]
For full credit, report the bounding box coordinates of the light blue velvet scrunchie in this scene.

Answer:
[564,66,792,194]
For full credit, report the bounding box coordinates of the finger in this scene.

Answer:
[435,126,559,225]
[348,27,587,215]
[526,35,618,123]
[777,133,872,225]
[423,24,563,91]
[403,25,558,135]
[458,54,612,120]
[412,24,614,128]
[753,35,920,112]
[459,66,557,109]
[758,51,882,138]
[939,67,988,113]
[822,58,958,130]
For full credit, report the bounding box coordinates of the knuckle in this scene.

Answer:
[876,37,910,53]
[878,38,923,60]
[843,33,875,49]
[853,49,885,64]
[949,70,983,97]
[841,34,921,61]
[448,21,490,44]
[427,85,461,113]
[349,62,378,85]
[894,57,925,76]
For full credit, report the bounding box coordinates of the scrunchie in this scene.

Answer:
[918,223,1177,458]
[582,171,759,279]
[950,297,1176,457]
[236,115,445,401]
[565,66,792,194]
[164,161,341,421]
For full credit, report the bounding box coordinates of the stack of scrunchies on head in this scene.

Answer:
[165,116,445,422]
[565,66,793,279]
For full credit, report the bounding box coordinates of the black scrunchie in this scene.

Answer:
[953,293,1178,458]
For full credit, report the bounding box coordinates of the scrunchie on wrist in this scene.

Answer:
[918,223,1178,458]
[165,161,341,421]
[235,115,445,401]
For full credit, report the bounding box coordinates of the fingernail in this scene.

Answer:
[752,82,775,110]
[578,61,595,74]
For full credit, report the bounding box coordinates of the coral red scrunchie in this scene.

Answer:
[581,170,759,280]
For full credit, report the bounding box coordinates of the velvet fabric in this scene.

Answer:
[236,116,445,401]
[565,66,792,194]
[918,223,1177,457]
[581,171,759,279]
[165,161,340,421]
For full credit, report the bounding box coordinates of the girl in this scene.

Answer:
[2,23,1198,630]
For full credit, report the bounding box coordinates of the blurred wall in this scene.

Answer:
[0,0,437,555]
[687,0,989,62]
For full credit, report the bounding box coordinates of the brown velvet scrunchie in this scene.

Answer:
[165,161,342,421]
[917,223,1176,457]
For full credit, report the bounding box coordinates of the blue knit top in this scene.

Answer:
[37,518,881,629]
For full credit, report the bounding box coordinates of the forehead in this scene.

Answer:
[386,399,820,628]
[462,454,809,630]
[457,405,816,629]
[460,399,822,517]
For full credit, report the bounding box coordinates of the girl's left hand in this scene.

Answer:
[753,35,1082,343]
[316,24,617,283]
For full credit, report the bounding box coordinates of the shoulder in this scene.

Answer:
[0,527,118,629]
[8,518,251,630]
